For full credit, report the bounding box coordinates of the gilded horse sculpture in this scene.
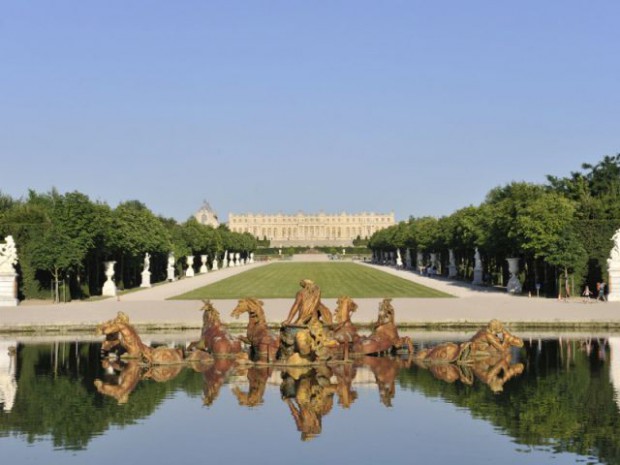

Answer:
[231,298,280,362]
[331,295,361,360]
[188,300,243,357]
[352,298,414,356]
[96,312,184,365]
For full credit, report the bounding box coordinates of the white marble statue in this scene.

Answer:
[396,249,403,268]
[186,255,195,277]
[140,252,152,288]
[405,249,412,269]
[472,248,483,285]
[102,261,117,296]
[506,258,522,294]
[167,253,176,281]
[250,252,255,264]
[212,256,219,271]
[448,249,457,278]
[0,236,18,274]
[200,255,208,274]
[223,251,229,268]
[416,251,424,273]
[235,252,241,266]
[607,229,620,301]
[0,236,19,306]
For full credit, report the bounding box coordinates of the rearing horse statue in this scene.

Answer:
[188,300,243,357]
[332,295,361,360]
[231,298,280,362]
[352,298,414,356]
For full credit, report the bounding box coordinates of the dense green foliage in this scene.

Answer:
[369,155,620,296]
[173,262,451,299]
[0,190,257,301]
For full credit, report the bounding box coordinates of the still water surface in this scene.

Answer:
[0,334,618,465]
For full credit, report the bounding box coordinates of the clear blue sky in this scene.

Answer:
[1,1,618,222]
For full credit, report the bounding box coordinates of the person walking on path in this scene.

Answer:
[597,281,607,302]
[582,285,593,303]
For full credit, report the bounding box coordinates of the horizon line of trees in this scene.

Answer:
[369,154,620,297]
[0,190,257,302]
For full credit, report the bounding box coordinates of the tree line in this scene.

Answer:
[0,190,257,301]
[369,154,620,297]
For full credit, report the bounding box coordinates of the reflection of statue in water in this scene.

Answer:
[331,363,358,409]
[284,279,332,325]
[232,366,271,407]
[94,360,142,404]
[281,367,337,441]
[353,299,414,356]
[96,312,184,364]
[471,352,524,393]
[195,358,237,406]
[363,356,412,407]
[231,298,280,362]
[187,300,244,358]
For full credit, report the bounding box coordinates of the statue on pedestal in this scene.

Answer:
[212,256,219,271]
[167,253,175,281]
[472,248,483,285]
[448,249,457,278]
[140,253,151,288]
[396,249,403,268]
[0,236,19,306]
[200,255,208,274]
[223,251,229,268]
[405,249,412,269]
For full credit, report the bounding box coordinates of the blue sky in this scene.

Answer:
[1,1,618,222]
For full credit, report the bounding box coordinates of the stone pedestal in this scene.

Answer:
[0,273,18,307]
[140,271,151,288]
[608,265,620,302]
[506,258,522,294]
[472,269,483,285]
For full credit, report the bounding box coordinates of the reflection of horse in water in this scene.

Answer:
[231,298,279,362]
[363,356,412,407]
[194,358,238,406]
[94,360,142,404]
[188,300,243,357]
[232,366,272,407]
[353,299,414,356]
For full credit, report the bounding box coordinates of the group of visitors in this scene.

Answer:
[582,281,607,303]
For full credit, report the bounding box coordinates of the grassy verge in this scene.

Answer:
[172,262,453,299]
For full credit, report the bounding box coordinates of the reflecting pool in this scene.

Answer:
[1,333,619,465]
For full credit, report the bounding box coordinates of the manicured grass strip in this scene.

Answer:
[172,262,453,299]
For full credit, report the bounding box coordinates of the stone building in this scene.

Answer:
[228,211,395,247]
[194,201,220,228]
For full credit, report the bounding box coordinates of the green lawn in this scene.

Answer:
[172,262,453,299]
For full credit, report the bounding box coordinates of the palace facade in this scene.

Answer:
[228,211,395,247]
